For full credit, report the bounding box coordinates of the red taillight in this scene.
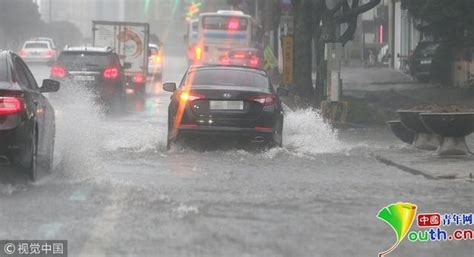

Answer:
[249,57,259,67]
[0,97,24,115]
[19,50,27,57]
[51,65,66,78]
[221,56,231,65]
[247,95,276,106]
[132,74,145,84]
[255,126,273,132]
[180,124,198,128]
[228,19,240,30]
[46,50,55,57]
[179,91,205,102]
[103,67,119,80]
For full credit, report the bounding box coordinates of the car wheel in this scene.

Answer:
[25,130,39,181]
[41,126,55,173]
[270,119,283,148]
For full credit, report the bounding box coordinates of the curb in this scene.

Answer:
[372,154,473,181]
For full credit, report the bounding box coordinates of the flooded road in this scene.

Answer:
[1,43,473,257]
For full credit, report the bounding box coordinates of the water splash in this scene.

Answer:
[283,109,345,155]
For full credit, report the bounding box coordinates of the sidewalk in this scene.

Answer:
[339,66,474,182]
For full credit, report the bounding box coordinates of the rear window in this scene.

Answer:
[188,69,268,88]
[58,52,115,70]
[202,16,248,31]
[0,57,8,81]
[415,43,440,57]
[24,42,49,49]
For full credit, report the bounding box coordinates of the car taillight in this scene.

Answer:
[249,57,259,67]
[179,91,205,102]
[220,56,231,65]
[51,65,66,78]
[0,97,24,115]
[247,95,276,106]
[132,74,145,84]
[195,47,202,60]
[19,50,27,57]
[46,50,55,57]
[154,55,162,63]
[103,67,119,79]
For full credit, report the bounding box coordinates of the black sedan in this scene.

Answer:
[163,65,288,149]
[0,50,60,181]
[51,47,130,112]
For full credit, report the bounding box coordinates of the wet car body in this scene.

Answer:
[220,48,263,69]
[19,40,56,63]
[164,65,287,148]
[0,51,59,180]
[50,47,127,111]
[148,43,163,81]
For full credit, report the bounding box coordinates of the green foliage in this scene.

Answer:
[401,0,474,45]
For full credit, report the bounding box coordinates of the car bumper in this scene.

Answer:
[23,57,54,63]
[177,125,274,139]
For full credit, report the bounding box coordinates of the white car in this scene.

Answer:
[148,43,163,80]
[20,40,56,63]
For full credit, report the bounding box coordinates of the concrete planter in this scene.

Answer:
[420,113,474,156]
[397,110,441,150]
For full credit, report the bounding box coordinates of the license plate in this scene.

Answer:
[31,52,40,56]
[74,76,95,82]
[210,101,244,110]
[421,60,432,64]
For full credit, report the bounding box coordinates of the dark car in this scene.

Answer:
[50,47,130,111]
[0,50,60,181]
[163,65,288,149]
[219,48,263,69]
[410,41,440,82]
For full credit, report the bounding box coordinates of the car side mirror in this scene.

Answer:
[163,82,177,92]
[276,87,289,97]
[40,79,60,93]
[123,62,132,69]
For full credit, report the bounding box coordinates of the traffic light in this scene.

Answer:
[185,1,202,21]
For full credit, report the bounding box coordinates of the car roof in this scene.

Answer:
[189,65,267,75]
[23,40,51,46]
[62,46,113,53]
[148,44,159,49]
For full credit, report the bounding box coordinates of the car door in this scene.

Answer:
[13,56,51,157]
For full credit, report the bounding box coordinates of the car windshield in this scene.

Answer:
[58,52,113,70]
[188,69,268,88]
[24,42,49,49]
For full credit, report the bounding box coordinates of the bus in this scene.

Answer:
[195,10,262,65]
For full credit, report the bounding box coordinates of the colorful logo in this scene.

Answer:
[377,202,417,257]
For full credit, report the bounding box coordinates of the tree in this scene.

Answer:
[401,0,474,45]
[0,0,44,48]
[291,0,381,107]
[401,0,474,85]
